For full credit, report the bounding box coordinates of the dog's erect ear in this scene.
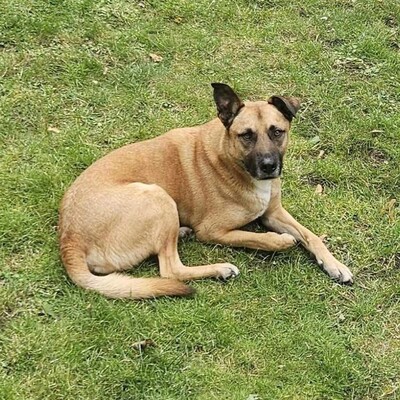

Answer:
[211,83,244,128]
[268,96,301,122]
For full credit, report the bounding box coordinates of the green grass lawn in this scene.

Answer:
[1,0,399,399]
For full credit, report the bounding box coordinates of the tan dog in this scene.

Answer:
[59,83,353,299]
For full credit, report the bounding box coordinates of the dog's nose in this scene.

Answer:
[259,157,277,174]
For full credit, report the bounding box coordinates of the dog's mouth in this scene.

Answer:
[244,154,283,180]
[253,167,282,180]
[257,173,280,180]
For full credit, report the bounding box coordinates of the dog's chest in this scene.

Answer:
[251,180,272,217]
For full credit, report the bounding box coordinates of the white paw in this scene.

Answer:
[215,263,240,280]
[319,258,353,284]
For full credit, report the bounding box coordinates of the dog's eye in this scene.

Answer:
[239,130,255,141]
[273,128,285,138]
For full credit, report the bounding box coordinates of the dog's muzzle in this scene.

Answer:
[245,152,282,180]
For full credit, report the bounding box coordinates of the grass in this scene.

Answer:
[0,0,399,398]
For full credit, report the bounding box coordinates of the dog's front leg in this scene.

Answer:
[261,206,353,284]
[197,229,297,252]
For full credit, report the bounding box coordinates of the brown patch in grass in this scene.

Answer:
[384,15,398,28]
[368,148,390,165]
[301,172,338,189]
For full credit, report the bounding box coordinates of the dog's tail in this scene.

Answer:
[60,241,195,300]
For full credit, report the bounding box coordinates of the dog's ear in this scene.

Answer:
[268,96,301,122]
[211,83,244,128]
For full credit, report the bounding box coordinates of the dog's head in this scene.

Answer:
[212,83,300,180]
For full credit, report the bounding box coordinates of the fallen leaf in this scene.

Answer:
[380,384,399,397]
[246,395,260,400]
[132,339,155,351]
[47,126,60,134]
[149,53,163,63]
[315,184,323,195]
[384,198,397,221]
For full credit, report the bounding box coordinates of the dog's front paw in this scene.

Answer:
[215,263,240,281]
[318,258,353,284]
[280,233,297,250]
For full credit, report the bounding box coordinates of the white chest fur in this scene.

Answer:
[252,179,272,216]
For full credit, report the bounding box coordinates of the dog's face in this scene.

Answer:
[227,101,291,180]
[212,83,300,180]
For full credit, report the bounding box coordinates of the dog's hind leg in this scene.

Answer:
[158,235,239,281]
[61,181,199,299]
[148,190,239,281]
[93,182,239,281]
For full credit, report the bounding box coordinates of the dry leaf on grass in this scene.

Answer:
[47,126,60,134]
[149,53,163,63]
[370,129,384,136]
[338,312,346,322]
[315,184,324,195]
[383,198,397,221]
[132,339,155,351]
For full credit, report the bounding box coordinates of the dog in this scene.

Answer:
[59,83,353,299]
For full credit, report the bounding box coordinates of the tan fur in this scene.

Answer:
[59,88,353,299]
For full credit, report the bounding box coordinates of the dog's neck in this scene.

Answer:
[253,179,272,192]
